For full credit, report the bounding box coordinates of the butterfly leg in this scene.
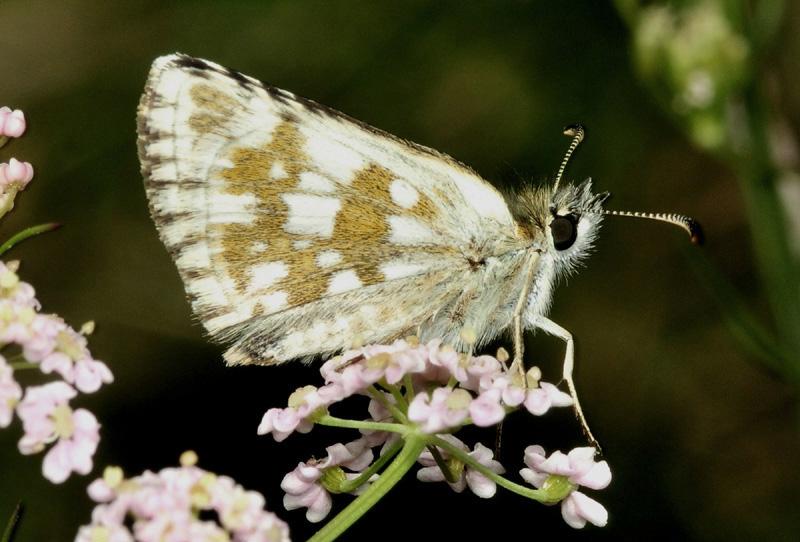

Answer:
[508,313,526,379]
[528,314,601,453]
[507,253,540,381]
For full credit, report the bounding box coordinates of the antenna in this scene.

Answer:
[556,124,703,245]
[554,124,585,193]
[595,209,704,245]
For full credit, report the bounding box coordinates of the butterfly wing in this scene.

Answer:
[138,54,529,365]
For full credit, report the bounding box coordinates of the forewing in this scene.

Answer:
[138,54,521,364]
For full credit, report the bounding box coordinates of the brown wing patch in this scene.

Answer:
[189,83,241,135]
[211,120,454,314]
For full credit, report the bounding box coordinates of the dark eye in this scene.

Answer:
[550,215,579,251]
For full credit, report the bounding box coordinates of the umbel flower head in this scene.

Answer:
[77,451,290,542]
[0,106,111,484]
[258,335,611,539]
[0,261,112,484]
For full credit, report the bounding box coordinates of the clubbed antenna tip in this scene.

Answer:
[553,124,585,193]
[600,210,704,245]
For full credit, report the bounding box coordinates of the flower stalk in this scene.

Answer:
[306,436,427,542]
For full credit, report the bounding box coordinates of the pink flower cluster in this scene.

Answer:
[77,455,291,542]
[259,337,605,527]
[258,338,572,442]
[520,445,612,528]
[0,107,33,188]
[0,261,112,483]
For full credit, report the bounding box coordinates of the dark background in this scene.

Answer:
[1,1,799,541]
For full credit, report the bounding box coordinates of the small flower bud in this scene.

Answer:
[190,472,216,507]
[180,449,198,466]
[496,347,509,362]
[102,466,124,488]
[365,352,391,370]
[459,328,477,345]
[445,455,466,481]
[0,107,26,138]
[51,404,76,438]
[526,366,542,388]
[288,385,318,408]
[445,388,472,411]
[0,268,19,289]
[0,158,34,187]
[541,474,575,503]
[319,466,348,494]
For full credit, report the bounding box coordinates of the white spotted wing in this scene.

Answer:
[137,54,541,365]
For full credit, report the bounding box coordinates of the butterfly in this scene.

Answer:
[137,54,700,448]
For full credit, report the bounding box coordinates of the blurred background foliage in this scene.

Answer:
[1,0,799,540]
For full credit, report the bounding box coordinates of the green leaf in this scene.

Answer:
[1,502,22,542]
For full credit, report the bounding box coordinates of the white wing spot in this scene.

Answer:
[270,162,288,180]
[207,192,258,225]
[451,170,513,224]
[327,270,363,294]
[298,171,338,193]
[292,239,313,250]
[389,178,420,209]
[215,157,235,170]
[380,261,427,280]
[387,215,438,245]
[281,194,341,237]
[259,291,288,312]
[302,128,366,185]
[249,262,288,290]
[316,250,342,268]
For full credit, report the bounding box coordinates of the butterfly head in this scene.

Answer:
[548,181,610,273]
[511,124,701,282]
[512,180,609,280]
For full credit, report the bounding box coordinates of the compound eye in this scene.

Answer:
[550,214,579,251]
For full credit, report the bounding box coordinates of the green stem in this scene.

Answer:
[316,414,407,435]
[0,223,60,257]
[426,445,460,484]
[9,361,39,371]
[337,438,405,493]
[684,245,794,378]
[383,382,409,413]
[402,373,415,402]
[366,385,408,423]
[430,436,552,502]
[733,86,800,378]
[306,436,427,542]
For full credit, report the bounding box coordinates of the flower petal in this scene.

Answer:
[561,491,608,529]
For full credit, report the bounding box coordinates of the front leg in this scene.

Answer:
[528,314,601,453]
[508,252,540,380]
